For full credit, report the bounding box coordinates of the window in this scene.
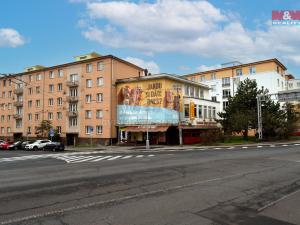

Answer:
[57,112,62,120]
[236,68,242,76]
[48,98,54,106]
[200,76,206,82]
[58,69,63,77]
[198,105,202,118]
[29,75,32,82]
[27,127,31,134]
[8,115,11,121]
[48,112,53,120]
[49,84,54,92]
[8,103,12,110]
[35,113,40,121]
[200,90,204,99]
[96,125,103,134]
[86,79,92,88]
[211,73,216,80]
[7,127,11,133]
[223,89,231,98]
[36,100,40,107]
[212,107,216,119]
[277,66,280,73]
[16,119,22,128]
[86,94,92,103]
[97,77,104,86]
[8,91,12,97]
[58,83,63,91]
[222,77,230,86]
[277,79,280,87]
[49,71,54,79]
[211,85,216,92]
[249,66,256,74]
[184,104,189,118]
[69,117,77,127]
[2,92,5,98]
[69,103,77,112]
[1,127,4,134]
[195,87,200,98]
[203,106,208,119]
[289,83,293,88]
[97,61,104,71]
[57,97,63,105]
[36,86,40,94]
[70,74,78,82]
[28,88,33,95]
[191,77,195,82]
[190,87,195,97]
[212,96,217,102]
[36,74,42,81]
[184,85,190,96]
[85,110,92,119]
[28,100,32,108]
[1,116,4,122]
[28,113,32,121]
[208,106,212,119]
[96,110,103,119]
[223,101,229,110]
[70,88,78,96]
[56,126,62,134]
[85,125,93,134]
[86,64,93,73]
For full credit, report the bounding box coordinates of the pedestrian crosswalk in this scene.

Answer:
[0,152,156,164]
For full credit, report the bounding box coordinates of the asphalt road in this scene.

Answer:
[0,145,299,225]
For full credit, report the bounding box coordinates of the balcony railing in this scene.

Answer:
[13,101,23,107]
[13,114,22,119]
[66,81,79,87]
[14,88,24,95]
[66,96,79,102]
[67,111,78,117]
[222,83,230,87]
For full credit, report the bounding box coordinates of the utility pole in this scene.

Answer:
[174,84,183,146]
[146,104,150,149]
[257,95,263,140]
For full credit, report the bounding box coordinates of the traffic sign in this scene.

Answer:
[49,128,55,137]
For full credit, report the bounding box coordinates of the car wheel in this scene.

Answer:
[33,146,38,151]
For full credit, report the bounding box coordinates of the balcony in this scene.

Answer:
[13,101,23,107]
[66,81,79,87]
[14,88,24,95]
[222,83,230,87]
[67,111,78,117]
[66,96,79,102]
[13,114,22,119]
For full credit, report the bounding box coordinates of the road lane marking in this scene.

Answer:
[135,155,144,158]
[282,145,288,147]
[242,146,248,149]
[148,154,155,157]
[92,156,112,161]
[270,145,276,147]
[257,146,262,148]
[107,155,123,160]
[121,155,133,159]
[294,143,300,146]
[69,156,99,163]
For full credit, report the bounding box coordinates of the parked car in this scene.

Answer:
[7,141,24,150]
[25,140,51,151]
[0,141,14,150]
[43,142,65,152]
[21,141,35,150]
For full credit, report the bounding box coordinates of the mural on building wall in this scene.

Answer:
[117,80,182,125]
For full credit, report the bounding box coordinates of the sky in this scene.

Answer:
[1,0,300,77]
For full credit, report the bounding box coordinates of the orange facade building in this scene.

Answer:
[0,53,144,145]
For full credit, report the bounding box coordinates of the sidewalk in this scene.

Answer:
[65,140,300,153]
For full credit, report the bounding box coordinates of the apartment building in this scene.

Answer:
[184,59,287,111]
[116,74,220,145]
[0,52,144,145]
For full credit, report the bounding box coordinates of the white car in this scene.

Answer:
[25,140,52,151]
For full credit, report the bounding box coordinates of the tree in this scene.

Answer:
[218,78,295,140]
[35,120,52,138]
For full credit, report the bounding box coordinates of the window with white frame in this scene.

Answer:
[96,125,103,134]
[7,127,11,133]
[190,86,195,97]
[85,125,93,134]
[57,97,63,106]
[28,113,32,121]
[36,100,40,107]
[97,61,104,71]
[56,126,62,134]
[184,104,189,118]
[49,84,54,92]
[86,94,92,103]
[35,113,40,121]
[69,117,77,127]
[198,105,202,118]
[200,89,204,99]
[70,74,78,82]
[58,69,63,77]
[212,107,216,119]
[96,109,103,119]
[222,89,231,98]
[86,64,93,73]
[57,112,62,120]
[16,119,22,128]
[184,85,190,96]
[97,77,103,86]
[58,83,63,91]
[48,98,54,106]
[49,71,54,79]
[36,74,42,81]
[96,93,103,102]
[86,79,92,88]
[200,76,206,82]
[28,100,32,108]
[69,103,77,112]
[48,112,53,120]
[249,66,256,74]
[211,73,216,80]
[236,68,242,76]
[203,106,208,119]
[85,110,92,119]
[70,88,78,96]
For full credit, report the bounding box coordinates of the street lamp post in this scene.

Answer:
[146,106,150,149]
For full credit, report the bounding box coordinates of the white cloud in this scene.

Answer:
[125,57,160,74]
[0,28,25,47]
[77,0,300,66]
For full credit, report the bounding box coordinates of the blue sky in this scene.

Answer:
[1,0,300,77]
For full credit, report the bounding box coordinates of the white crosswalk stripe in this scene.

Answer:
[0,153,156,164]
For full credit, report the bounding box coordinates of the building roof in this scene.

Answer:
[0,54,144,79]
[116,73,209,88]
[184,58,287,77]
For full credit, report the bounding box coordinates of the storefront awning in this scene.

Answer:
[123,126,169,132]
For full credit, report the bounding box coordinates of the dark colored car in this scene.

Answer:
[21,141,35,150]
[0,141,14,150]
[7,141,23,150]
[43,142,65,152]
